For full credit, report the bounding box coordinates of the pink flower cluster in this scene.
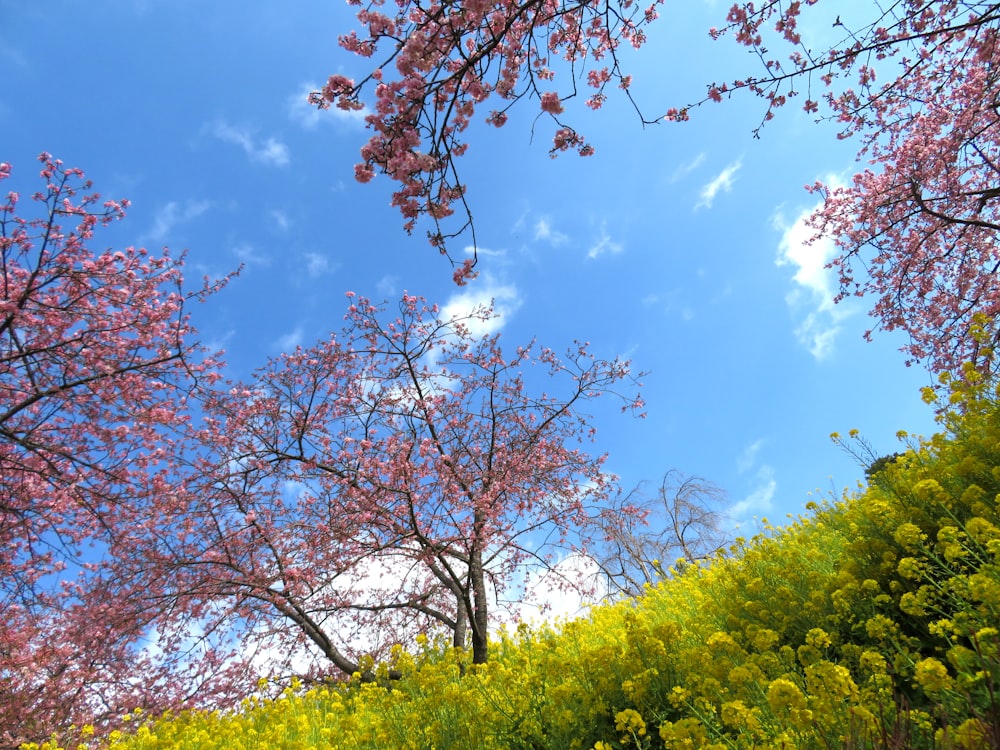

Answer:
[315,0,665,274]
[704,0,1000,375]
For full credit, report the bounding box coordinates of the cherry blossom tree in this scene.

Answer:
[703,1,1000,376]
[324,0,1000,375]
[0,155,238,747]
[129,294,644,678]
[311,0,663,281]
[0,155,644,738]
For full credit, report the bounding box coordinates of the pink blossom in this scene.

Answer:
[540,91,564,114]
[0,157,238,743]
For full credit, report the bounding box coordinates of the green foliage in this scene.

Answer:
[32,374,1000,749]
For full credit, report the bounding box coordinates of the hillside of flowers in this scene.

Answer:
[34,372,1000,750]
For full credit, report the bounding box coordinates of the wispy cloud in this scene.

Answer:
[696,159,741,209]
[304,251,336,277]
[773,197,854,360]
[231,242,271,267]
[274,326,304,352]
[729,439,776,520]
[211,121,289,166]
[533,217,569,247]
[587,223,624,260]
[463,244,507,258]
[271,210,291,231]
[737,439,764,475]
[639,289,695,321]
[377,274,400,298]
[0,34,27,68]
[144,199,211,245]
[287,82,367,129]
[670,152,706,182]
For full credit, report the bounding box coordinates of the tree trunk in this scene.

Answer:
[468,544,489,664]
[453,598,468,650]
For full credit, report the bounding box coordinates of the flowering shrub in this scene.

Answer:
[31,374,1000,749]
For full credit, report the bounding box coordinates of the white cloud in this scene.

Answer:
[511,553,607,626]
[441,275,521,337]
[534,217,569,246]
[796,311,841,360]
[773,200,854,360]
[669,152,706,182]
[729,465,776,519]
[775,208,836,301]
[212,121,290,166]
[257,138,290,166]
[696,159,741,209]
[287,82,367,129]
[587,223,624,260]
[244,544,446,679]
[243,545,605,677]
[144,199,211,245]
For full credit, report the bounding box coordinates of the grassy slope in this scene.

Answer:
[36,379,1000,750]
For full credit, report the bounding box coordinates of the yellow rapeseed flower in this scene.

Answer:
[766,677,807,714]
[914,657,953,693]
[805,627,831,649]
[614,708,647,739]
[893,523,926,551]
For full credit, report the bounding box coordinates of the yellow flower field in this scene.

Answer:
[28,373,1000,750]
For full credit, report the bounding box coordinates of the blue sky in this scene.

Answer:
[2,0,940,540]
